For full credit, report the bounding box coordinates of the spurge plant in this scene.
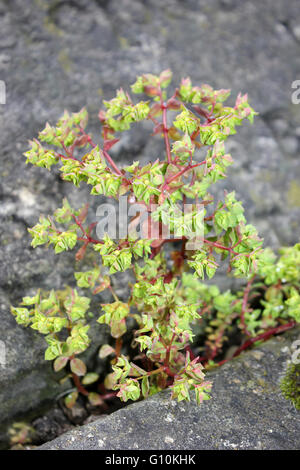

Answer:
[11,70,300,410]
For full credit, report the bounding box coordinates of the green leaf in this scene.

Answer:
[159,69,172,88]
[64,290,90,322]
[82,373,99,385]
[66,325,90,354]
[98,302,129,338]
[116,379,141,402]
[53,356,69,372]
[21,294,39,306]
[194,382,212,405]
[24,140,58,170]
[31,313,67,335]
[44,336,63,360]
[88,392,104,406]
[141,376,150,398]
[74,268,101,289]
[99,344,115,358]
[174,108,199,135]
[53,230,77,254]
[10,307,32,326]
[54,198,74,224]
[70,358,87,376]
[65,391,78,409]
[28,215,51,248]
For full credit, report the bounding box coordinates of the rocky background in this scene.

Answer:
[0,0,300,446]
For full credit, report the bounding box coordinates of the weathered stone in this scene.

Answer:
[40,326,300,450]
[1,0,300,445]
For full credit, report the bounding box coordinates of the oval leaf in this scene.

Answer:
[64,390,78,409]
[70,358,87,376]
[82,372,99,385]
[99,344,115,359]
[104,372,117,390]
[88,392,104,406]
[53,356,69,372]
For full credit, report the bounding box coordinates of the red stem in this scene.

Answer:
[79,126,123,177]
[99,391,118,400]
[233,321,296,358]
[56,152,83,165]
[72,373,89,397]
[215,321,297,367]
[79,235,103,245]
[162,161,207,192]
[103,150,123,177]
[72,214,87,237]
[55,226,103,245]
[164,332,176,368]
[203,238,238,255]
[115,337,123,359]
[185,344,195,360]
[71,214,104,246]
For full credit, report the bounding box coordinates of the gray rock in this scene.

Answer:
[1,0,300,444]
[40,326,300,450]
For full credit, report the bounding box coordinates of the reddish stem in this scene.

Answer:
[115,337,123,359]
[72,214,88,237]
[103,149,123,177]
[162,161,207,192]
[99,391,118,400]
[72,373,89,397]
[79,126,123,177]
[203,238,238,255]
[55,225,103,245]
[233,321,296,358]
[164,332,176,368]
[163,366,176,378]
[79,235,103,245]
[56,152,83,165]
[214,321,297,368]
[185,344,195,360]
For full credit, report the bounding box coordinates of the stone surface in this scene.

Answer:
[1,0,300,444]
[40,326,300,450]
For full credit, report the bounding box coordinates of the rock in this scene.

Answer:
[40,326,300,450]
[1,0,300,444]
[31,406,73,446]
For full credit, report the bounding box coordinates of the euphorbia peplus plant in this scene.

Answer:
[12,70,296,410]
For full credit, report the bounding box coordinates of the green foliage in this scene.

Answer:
[180,242,300,358]
[11,70,299,412]
[11,288,92,361]
[94,234,151,274]
[98,301,130,338]
[103,89,150,131]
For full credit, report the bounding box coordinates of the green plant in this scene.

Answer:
[11,70,299,409]
[9,422,35,449]
[189,243,300,365]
